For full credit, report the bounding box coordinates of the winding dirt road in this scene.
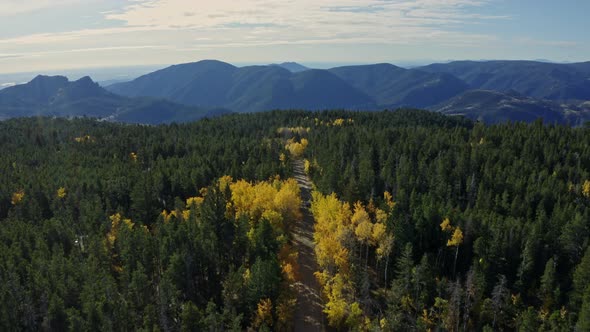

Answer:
[292,160,325,332]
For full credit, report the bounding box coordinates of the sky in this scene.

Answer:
[0,0,588,74]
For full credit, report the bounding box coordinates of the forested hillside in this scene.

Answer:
[1,111,590,330]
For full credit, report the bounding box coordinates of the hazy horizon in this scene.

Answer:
[1,0,588,75]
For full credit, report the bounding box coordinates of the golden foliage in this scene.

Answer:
[583,180,590,198]
[447,227,464,247]
[333,118,345,126]
[383,191,395,210]
[279,244,299,282]
[186,196,204,207]
[440,218,452,232]
[323,273,350,327]
[276,126,310,136]
[285,138,309,158]
[74,135,94,143]
[218,175,233,191]
[355,219,373,244]
[351,202,370,227]
[371,222,387,245]
[130,152,138,162]
[106,213,134,247]
[376,233,394,260]
[273,178,302,222]
[11,190,25,205]
[160,210,178,223]
[56,187,67,199]
[311,192,353,272]
[253,298,273,329]
[375,208,388,224]
[314,118,354,127]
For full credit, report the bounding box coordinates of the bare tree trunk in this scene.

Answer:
[384,255,390,287]
[365,243,369,269]
[453,246,459,277]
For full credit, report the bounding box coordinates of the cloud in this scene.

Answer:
[0,0,82,16]
[0,0,510,71]
[0,54,23,60]
[0,0,503,51]
[101,0,502,45]
[0,45,167,59]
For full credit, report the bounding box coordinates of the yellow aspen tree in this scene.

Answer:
[273,178,302,225]
[252,181,278,220]
[384,191,395,210]
[230,180,256,219]
[447,227,464,247]
[333,118,345,126]
[440,217,453,232]
[378,233,395,286]
[11,190,25,205]
[441,217,463,277]
[186,196,204,207]
[253,298,273,329]
[323,273,350,328]
[56,187,67,199]
[583,180,590,198]
[371,222,387,246]
[352,202,373,267]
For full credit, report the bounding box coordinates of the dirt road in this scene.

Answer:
[292,159,325,332]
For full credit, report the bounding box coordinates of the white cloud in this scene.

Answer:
[102,0,502,47]
[0,0,511,71]
[1,0,501,47]
[0,0,83,16]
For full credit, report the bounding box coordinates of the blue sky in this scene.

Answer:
[0,0,588,74]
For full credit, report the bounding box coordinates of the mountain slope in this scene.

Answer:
[108,60,374,112]
[419,60,590,101]
[431,89,590,125]
[97,59,590,124]
[329,64,469,107]
[109,60,237,100]
[0,76,219,124]
[272,62,309,73]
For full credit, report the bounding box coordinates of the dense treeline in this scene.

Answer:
[303,110,590,330]
[1,110,589,331]
[0,115,308,330]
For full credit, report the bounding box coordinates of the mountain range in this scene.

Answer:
[1,59,589,125]
[0,75,227,124]
[431,89,590,125]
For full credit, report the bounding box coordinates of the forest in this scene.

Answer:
[0,110,589,331]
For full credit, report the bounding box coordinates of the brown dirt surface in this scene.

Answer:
[292,159,325,332]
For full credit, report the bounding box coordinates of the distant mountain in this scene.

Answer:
[98,79,130,87]
[109,60,470,112]
[419,60,590,101]
[431,89,590,125]
[10,59,590,125]
[0,75,224,124]
[108,60,375,112]
[271,62,309,73]
[329,63,469,108]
